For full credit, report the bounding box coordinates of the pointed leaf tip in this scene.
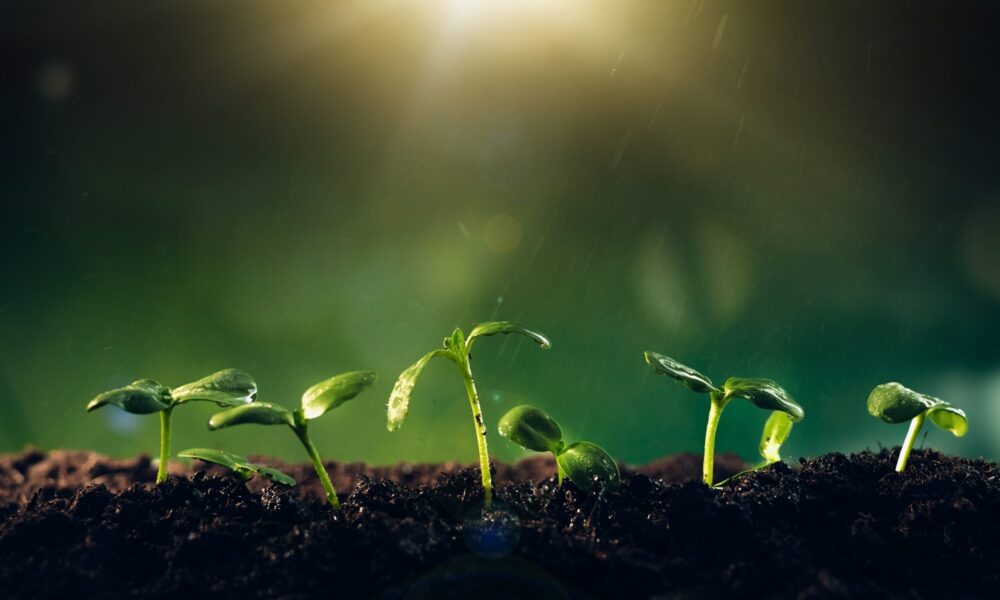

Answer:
[724,377,804,421]
[644,351,719,394]
[466,321,551,351]
[387,351,445,431]
[208,402,294,430]
[85,380,170,414]
[171,368,257,407]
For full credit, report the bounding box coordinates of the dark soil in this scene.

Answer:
[1,448,997,599]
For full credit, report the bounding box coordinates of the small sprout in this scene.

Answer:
[867,382,968,472]
[387,321,551,506]
[208,370,376,509]
[86,369,257,484]
[644,351,804,486]
[177,448,296,486]
[498,405,620,490]
[715,411,796,486]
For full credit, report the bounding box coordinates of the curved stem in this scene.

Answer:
[896,413,926,473]
[156,407,173,484]
[703,392,730,486]
[295,425,340,509]
[459,360,493,506]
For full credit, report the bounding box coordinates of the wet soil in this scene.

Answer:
[0,448,996,599]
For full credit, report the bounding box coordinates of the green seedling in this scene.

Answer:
[715,411,795,486]
[86,369,257,484]
[867,381,968,472]
[178,448,296,486]
[387,321,551,505]
[207,370,376,509]
[644,352,804,486]
[498,405,620,490]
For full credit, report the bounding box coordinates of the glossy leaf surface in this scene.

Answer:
[867,382,939,424]
[724,378,804,421]
[208,402,295,430]
[927,405,968,437]
[386,350,447,431]
[498,405,563,453]
[556,441,620,490]
[301,370,377,420]
[643,352,718,394]
[466,321,551,352]
[178,448,296,486]
[86,379,171,414]
[171,368,258,407]
[759,411,794,464]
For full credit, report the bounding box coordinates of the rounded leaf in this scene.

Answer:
[724,377,804,421]
[498,405,563,453]
[556,441,620,490]
[178,448,296,486]
[86,380,170,414]
[867,382,938,424]
[301,370,377,420]
[208,402,294,430]
[759,411,795,464]
[927,405,968,437]
[466,321,551,352]
[171,368,258,407]
[643,352,718,394]
[387,350,447,432]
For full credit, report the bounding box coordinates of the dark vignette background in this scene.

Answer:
[1,0,998,466]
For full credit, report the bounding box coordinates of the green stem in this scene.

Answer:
[156,407,173,484]
[896,413,926,473]
[556,459,566,486]
[703,392,730,486]
[295,425,340,509]
[459,360,493,506]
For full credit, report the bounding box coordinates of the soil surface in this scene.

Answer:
[1,448,997,599]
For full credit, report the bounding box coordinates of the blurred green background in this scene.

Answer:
[3,0,999,467]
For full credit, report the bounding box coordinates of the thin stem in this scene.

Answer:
[896,413,926,473]
[156,407,173,484]
[703,392,730,486]
[459,359,493,506]
[556,459,566,486]
[295,426,340,509]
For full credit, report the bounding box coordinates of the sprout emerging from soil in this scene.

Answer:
[498,404,620,490]
[207,371,377,509]
[178,448,296,486]
[715,411,796,486]
[86,369,257,484]
[867,382,968,472]
[387,321,551,506]
[644,352,804,486]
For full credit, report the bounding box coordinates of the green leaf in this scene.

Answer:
[643,352,719,394]
[498,405,564,453]
[927,405,969,437]
[556,441,620,490]
[444,327,466,354]
[386,350,448,432]
[171,368,258,407]
[867,382,939,424]
[724,377,804,421]
[178,448,296,486]
[208,402,295,430]
[465,321,552,352]
[301,370,377,420]
[759,411,795,464]
[86,379,171,414]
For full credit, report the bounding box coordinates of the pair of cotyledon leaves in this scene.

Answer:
[867,382,968,437]
[86,368,259,414]
[498,405,620,490]
[177,448,296,487]
[643,351,805,422]
[386,321,551,432]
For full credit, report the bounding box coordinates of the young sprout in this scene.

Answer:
[387,321,551,505]
[178,448,296,487]
[715,411,795,486]
[867,382,968,472]
[644,352,804,486]
[498,405,619,490]
[86,369,257,484]
[207,370,376,509]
